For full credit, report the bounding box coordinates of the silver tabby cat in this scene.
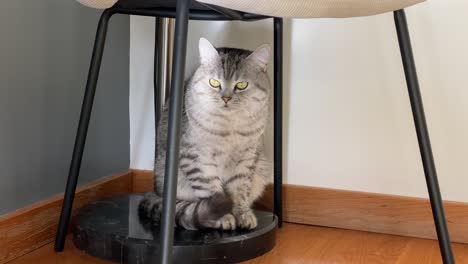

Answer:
[139,38,272,230]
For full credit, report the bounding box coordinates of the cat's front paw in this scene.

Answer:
[214,213,236,231]
[139,193,162,223]
[235,210,257,230]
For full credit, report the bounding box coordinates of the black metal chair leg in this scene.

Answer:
[159,0,190,263]
[154,17,163,192]
[154,17,163,132]
[273,17,283,228]
[394,9,455,264]
[54,8,115,252]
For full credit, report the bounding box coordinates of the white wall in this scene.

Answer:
[130,0,468,202]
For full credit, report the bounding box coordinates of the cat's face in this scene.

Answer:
[187,38,271,115]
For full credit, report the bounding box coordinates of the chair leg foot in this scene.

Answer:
[54,8,115,252]
[394,9,455,264]
[158,0,190,263]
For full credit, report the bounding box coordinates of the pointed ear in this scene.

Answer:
[246,44,270,72]
[199,38,219,65]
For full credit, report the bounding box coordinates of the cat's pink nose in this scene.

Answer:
[222,96,232,104]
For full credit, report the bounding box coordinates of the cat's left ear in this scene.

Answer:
[199,38,219,65]
[246,44,271,72]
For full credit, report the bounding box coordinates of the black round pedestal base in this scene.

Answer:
[73,194,277,264]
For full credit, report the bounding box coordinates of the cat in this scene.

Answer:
[139,38,272,230]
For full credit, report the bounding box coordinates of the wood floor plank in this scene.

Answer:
[396,238,441,264]
[322,230,409,264]
[9,223,468,264]
[0,171,133,264]
[243,224,468,264]
[7,237,112,264]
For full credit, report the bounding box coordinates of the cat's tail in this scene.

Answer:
[139,192,233,230]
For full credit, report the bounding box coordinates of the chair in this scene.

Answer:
[57,1,273,264]
[57,0,454,263]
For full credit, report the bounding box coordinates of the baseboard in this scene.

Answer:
[132,169,468,243]
[132,169,154,193]
[0,171,133,264]
[257,184,468,243]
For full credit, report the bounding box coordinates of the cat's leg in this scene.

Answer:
[141,167,197,224]
[179,150,223,199]
[175,157,236,230]
[225,173,257,229]
[154,144,213,200]
[179,150,238,230]
[249,155,272,202]
[226,153,269,230]
[149,146,234,230]
[182,157,238,230]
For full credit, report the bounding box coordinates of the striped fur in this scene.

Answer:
[139,38,272,230]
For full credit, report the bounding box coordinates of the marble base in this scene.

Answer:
[73,194,277,264]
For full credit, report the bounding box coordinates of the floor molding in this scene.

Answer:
[257,184,468,243]
[0,171,133,264]
[132,169,468,243]
[132,169,154,193]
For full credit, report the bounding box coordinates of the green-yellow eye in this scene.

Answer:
[235,81,248,90]
[209,79,221,88]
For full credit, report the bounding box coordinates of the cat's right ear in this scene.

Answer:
[199,38,219,65]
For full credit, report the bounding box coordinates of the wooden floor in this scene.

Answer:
[8,223,468,264]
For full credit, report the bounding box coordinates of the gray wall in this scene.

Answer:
[0,1,130,214]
